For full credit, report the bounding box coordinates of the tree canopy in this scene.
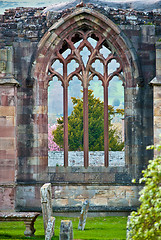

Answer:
[53,89,124,151]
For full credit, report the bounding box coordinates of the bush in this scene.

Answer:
[128,145,161,240]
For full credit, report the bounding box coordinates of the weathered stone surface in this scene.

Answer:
[0,186,15,210]
[40,183,53,233]
[0,2,158,213]
[60,220,73,240]
[48,151,125,167]
[78,200,89,230]
[151,42,161,156]
[45,216,55,240]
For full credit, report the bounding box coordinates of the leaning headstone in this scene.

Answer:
[45,216,55,240]
[40,183,53,232]
[126,216,132,239]
[78,200,89,230]
[59,220,73,240]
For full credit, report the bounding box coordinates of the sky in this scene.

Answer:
[0,0,76,14]
[0,0,65,14]
[0,0,159,14]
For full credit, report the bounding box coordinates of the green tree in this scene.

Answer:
[128,145,161,240]
[53,89,124,151]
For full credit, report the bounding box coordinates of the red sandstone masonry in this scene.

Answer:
[0,5,156,212]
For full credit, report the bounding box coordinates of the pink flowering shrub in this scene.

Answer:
[48,124,61,151]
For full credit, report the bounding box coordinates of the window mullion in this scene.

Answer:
[83,87,89,168]
[104,84,109,167]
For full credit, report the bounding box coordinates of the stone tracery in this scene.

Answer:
[48,30,123,168]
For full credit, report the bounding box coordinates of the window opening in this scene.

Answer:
[108,76,125,165]
[67,59,79,76]
[48,30,124,168]
[48,76,64,167]
[87,37,97,48]
[68,76,84,166]
[51,59,63,76]
[88,76,104,166]
[108,59,120,75]
[92,59,104,75]
[100,45,111,58]
[62,48,71,59]
[80,46,91,66]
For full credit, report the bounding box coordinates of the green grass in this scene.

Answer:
[0,216,127,240]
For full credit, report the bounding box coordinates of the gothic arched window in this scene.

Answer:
[48,30,124,168]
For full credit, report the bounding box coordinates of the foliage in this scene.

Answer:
[144,22,153,25]
[0,216,127,239]
[53,89,124,151]
[128,145,161,240]
[48,124,61,151]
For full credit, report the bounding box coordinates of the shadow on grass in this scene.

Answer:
[0,234,48,239]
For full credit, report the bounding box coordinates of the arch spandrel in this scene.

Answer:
[34,8,141,89]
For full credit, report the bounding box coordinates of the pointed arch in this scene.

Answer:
[34,8,141,88]
[31,7,142,171]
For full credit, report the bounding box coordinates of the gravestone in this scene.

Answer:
[60,220,73,240]
[78,200,89,230]
[40,183,53,232]
[40,183,55,240]
[45,216,55,240]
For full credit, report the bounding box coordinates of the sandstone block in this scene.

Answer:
[0,138,15,150]
[0,106,15,116]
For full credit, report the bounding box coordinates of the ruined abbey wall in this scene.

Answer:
[0,4,160,214]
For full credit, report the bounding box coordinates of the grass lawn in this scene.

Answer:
[0,216,127,240]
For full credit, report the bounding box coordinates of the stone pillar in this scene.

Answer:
[0,46,19,210]
[151,42,161,154]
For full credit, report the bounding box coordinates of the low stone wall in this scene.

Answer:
[15,184,141,216]
[48,151,125,167]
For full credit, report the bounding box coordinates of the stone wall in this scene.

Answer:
[0,46,19,210]
[48,151,125,167]
[151,42,161,156]
[0,4,160,212]
[15,183,142,216]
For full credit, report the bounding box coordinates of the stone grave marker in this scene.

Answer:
[40,183,53,231]
[60,220,73,240]
[40,183,55,240]
[78,200,89,230]
[45,216,55,240]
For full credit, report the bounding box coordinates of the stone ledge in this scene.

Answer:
[16,205,137,214]
[150,77,161,86]
[0,76,20,86]
[53,205,138,212]
[48,165,126,173]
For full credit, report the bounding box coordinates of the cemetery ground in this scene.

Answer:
[0,215,127,239]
